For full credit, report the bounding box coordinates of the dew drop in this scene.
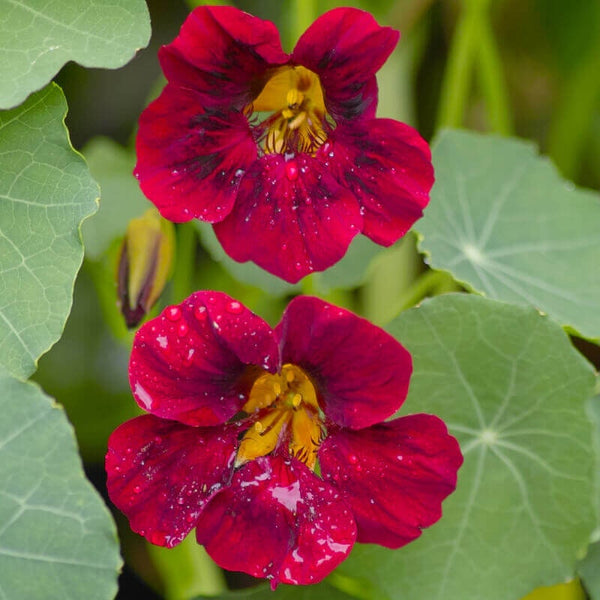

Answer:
[177,322,189,337]
[285,160,299,181]
[226,301,243,314]
[166,306,181,321]
[348,454,358,464]
[150,530,168,545]
[133,485,141,494]
[194,305,207,320]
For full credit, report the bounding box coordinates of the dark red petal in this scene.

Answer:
[129,291,279,426]
[195,456,356,587]
[134,84,257,223]
[319,415,463,548]
[105,415,239,548]
[213,154,362,283]
[276,296,412,428]
[292,8,398,122]
[159,5,288,110]
[325,119,433,245]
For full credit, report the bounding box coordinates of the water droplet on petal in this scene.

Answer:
[226,301,243,314]
[177,322,189,337]
[285,160,299,181]
[166,306,181,321]
[194,305,207,320]
[348,454,358,464]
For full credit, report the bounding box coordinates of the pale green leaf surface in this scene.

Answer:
[0,0,151,109]
[340,294,597,600]
[417,129,600,339]
[0,83,98,379]
[81,137,151,260]
[0,372,121,599]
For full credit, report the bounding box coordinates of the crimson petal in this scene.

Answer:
[159,5,288,110]
[276,296,412,428]
[213,154,362,283]
[135,84,256,223]
[105,415,239,548]
[326,119,433,245]
[195,456,356,587]
[319,414,463,548]
[292,7,398,121]
[129,291,279,426]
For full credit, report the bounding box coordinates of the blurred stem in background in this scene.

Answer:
[437,0,512,135]
[547,9,600,181]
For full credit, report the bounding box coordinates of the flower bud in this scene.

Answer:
[117,208,175,328]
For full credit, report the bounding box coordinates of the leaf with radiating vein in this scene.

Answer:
[0,0,151,109]
[0,371,121,600]
[0,83,98,379]
[417,129,600,339]
[339,294,597,600]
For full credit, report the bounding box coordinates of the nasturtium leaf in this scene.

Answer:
[81,137,151,260]
[340,294,597,600]
[417,129,600,340]
[0,371,121,600]
[0,83,98,379]
[0,0,151,109]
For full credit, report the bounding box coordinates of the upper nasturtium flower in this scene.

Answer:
[106,291,462,588]
[134,6,434,283]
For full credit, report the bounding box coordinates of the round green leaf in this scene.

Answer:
[0,0,151,109]
[0,371,121,600]
[339,294,597,600]
[417,129,600,339]
[81,137,151,260]
[0,83,98,379]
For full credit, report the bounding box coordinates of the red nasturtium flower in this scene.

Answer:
[134,6,434,283]
[106,292,462,587]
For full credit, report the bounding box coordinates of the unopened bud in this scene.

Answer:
[117,208,175,328]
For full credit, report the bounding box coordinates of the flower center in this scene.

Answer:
[249,66,329,156]
[235,363,324,469]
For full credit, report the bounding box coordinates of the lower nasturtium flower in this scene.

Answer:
[106,292,462,587]
[134,5,434,283]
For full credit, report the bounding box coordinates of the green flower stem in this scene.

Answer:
[476,14,513,135]
[171,222,197,304]
[384,268,454,324]
[547,42,600,180]
[437,0,512,135]
[436,0,481,129]
[290,0,317,46]
[148,537,226,599]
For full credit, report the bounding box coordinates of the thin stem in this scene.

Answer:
[547,41,600,179]
[436,1,480,130]
[476,15,513,135]
[384,269,454,325]
[290,0,317,46]
[171,223,197,303]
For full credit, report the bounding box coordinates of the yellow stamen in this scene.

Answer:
[249,66,328,156]
[235,363,323,469]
